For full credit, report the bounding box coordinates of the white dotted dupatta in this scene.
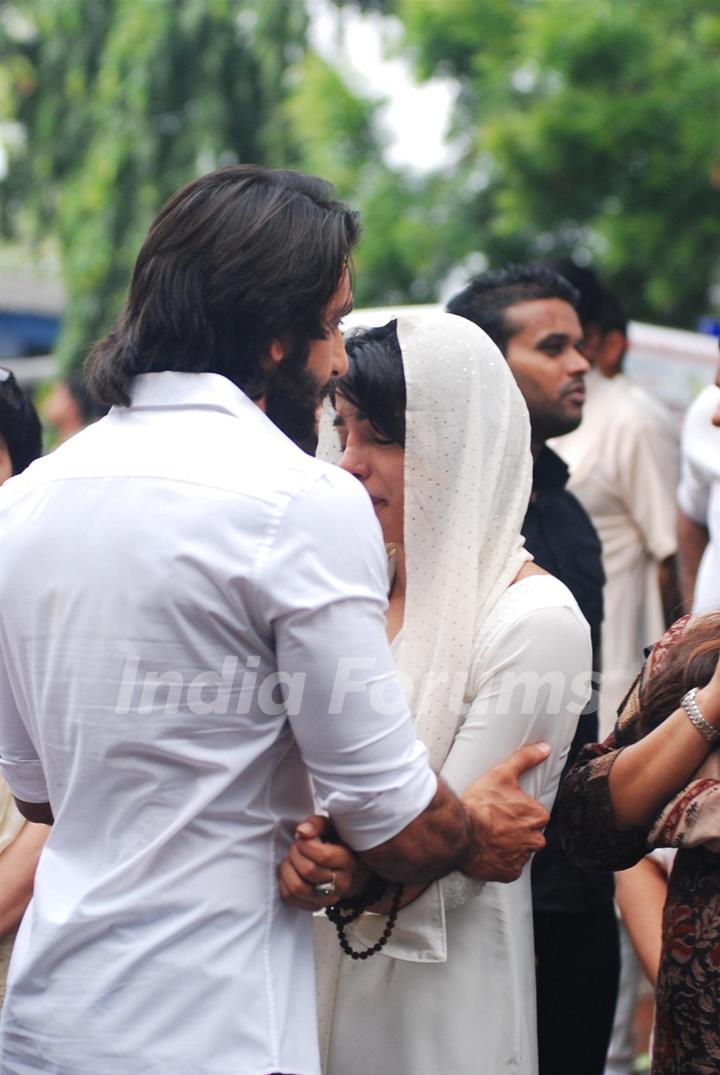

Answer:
[394,311,532,770]
[318,310,532,770]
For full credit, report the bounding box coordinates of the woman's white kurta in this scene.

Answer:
[319,575,590,1075]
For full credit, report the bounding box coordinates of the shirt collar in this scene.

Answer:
[123,372,256,419]
[533,444,570,492]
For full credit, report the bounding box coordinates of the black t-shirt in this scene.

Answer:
[523,446,614,913]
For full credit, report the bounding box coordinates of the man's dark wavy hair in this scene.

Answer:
[446,264,578,356]
[85,165,361,407]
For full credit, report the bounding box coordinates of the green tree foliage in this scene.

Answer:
[0,0,309,370]
[282,52,464,305]
[393,0,720,326]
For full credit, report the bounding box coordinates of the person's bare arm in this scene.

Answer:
[615,856,669,987]
[280,743,551,908]
[677,509,709,613]
[658,554,682,628]
[358,743,550,885]
[609,655,720,829]
[0,821,48,936]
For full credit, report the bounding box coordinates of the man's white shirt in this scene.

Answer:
[678,383,720,613]
[0,372,436,1075]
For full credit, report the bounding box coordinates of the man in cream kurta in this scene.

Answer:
[552,366,678,736]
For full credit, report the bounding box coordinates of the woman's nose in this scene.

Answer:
[339,442,370,480]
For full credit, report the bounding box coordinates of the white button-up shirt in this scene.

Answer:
[0,372,436,1075]
[678,383,720,613]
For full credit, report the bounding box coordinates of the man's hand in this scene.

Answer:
[459,743,551,883]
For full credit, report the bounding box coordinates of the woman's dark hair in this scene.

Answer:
[639,614,720,735]
[0,371,43,475]
[332,320,406,446]
[86,165,361,406]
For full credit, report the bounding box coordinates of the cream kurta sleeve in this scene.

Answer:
[612,403,679,563]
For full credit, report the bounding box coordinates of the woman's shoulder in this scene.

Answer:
[492,571,585,622]
[467,573,592,701]
[473,574,590,666]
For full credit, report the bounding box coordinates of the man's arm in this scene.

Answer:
[0,641,51,823]
[281,745,550,909]
[677,508,709,613]
[359,744,550,885]
[0,820,48,936]
[259,473,549,889]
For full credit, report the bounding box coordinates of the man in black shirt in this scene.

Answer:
[448,266,619,1075]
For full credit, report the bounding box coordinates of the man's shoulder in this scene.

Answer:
[621,377,676,432]
[532,448,599,532]
[279,457,378,534]
[685,384,720,432]
[544,483,602,548]
[595,374,674,436]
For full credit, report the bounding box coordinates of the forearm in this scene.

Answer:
[677,510,708,612]
[609,682,720,828]
[0,821,48,936]
[615,857,667,987]
[359,777,473,885]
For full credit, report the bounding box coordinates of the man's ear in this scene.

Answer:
[267,339,286,367]
[597,330,627,377]
[581,324,602,364]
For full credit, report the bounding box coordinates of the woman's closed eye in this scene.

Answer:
[368,429,396,446]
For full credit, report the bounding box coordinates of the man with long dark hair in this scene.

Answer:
[0,167,550,1074]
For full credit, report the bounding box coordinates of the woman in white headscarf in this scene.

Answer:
[282,311,592,1075]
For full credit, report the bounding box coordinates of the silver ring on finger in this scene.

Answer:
[314,871,336,898]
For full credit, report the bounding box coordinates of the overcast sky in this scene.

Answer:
[307,0,457,172]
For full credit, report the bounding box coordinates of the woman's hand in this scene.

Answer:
[279,814,371,912]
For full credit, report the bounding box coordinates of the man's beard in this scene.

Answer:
[531,405,583,443]
[263,343,323,455]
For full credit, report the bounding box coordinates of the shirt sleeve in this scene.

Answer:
[254,466,437,852]
[557,734,650,872]
[349,597,592,960]
[678,400,712,524]
[678,453,711,524]
[0,647,48,804]
[613,413,679,562]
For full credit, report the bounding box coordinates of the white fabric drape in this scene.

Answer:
[394,312,532,769]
